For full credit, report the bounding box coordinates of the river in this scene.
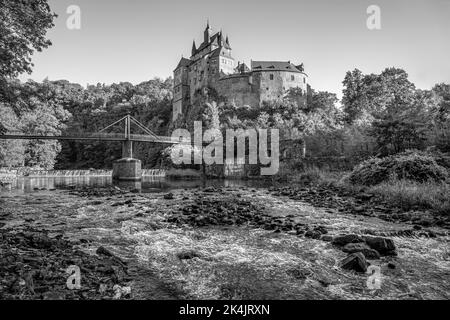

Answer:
[0,175,274,193]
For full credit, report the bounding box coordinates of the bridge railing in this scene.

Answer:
[0,131,190,144]
[2,131,128,139]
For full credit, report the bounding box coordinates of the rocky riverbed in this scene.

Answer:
[0,184,449,299]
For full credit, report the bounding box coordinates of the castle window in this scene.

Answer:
[291,75,295,81]
[269,74,274,80]
[303,77,306,84]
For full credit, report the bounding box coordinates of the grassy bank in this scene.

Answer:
[368,179,450,214]
[284,167,450,214]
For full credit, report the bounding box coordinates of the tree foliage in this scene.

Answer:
[0,0,56,78]
[342,67,448,155]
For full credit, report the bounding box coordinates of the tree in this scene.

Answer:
[0,0,56,78]
[0,103,25,166]
[342,69,366,123]
[428,83,450,152]
[308,90,339,113]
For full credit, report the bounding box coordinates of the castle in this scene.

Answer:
[173,22,309,121]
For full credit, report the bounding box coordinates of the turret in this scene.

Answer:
[191,40,196,56]
[204,20,213,43]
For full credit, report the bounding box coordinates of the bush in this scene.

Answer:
[348,150,448,186]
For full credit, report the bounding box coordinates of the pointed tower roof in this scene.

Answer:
[223,34,231,49]
[174,57,192,71]
[191,40,197,56]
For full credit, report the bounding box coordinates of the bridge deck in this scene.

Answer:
[0,133,180,144]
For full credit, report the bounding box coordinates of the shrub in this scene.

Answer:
[348,150,448,186]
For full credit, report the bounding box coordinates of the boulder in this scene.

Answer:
[342,242,381,259]
[332,234,363,246]
[340,252,368,273]
[305,230,322,239]
[363,236,397,256]
[176,250,200,260]
[96,246,114,257]
[313,226,328,234]
[320,235,333,242]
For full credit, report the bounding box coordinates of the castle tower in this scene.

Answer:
[172,23,240,121]
[204,20,213,43]
[172,57,191,121]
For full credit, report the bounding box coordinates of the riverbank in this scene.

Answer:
[0,184,448,299]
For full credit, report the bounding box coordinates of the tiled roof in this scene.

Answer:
[209,47,233,59]
[194,32,230,55]
[210,47,222,58]
[235,63,250,73]
[174,57,192,70]
[251,61,303,73]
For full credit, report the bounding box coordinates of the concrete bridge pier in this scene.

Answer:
[122,140,133,158]
[112,140,142,181]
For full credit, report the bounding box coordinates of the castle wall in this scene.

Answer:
[173,100,183,121]
[216,75,259,107]
[253,71,308,103]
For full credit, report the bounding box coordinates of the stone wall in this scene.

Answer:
[253,70,308,103]
[212,70,309,108]
[216,74,259,107]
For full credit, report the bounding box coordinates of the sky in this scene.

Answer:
[19,0,450,99]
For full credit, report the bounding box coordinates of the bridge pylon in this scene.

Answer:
[105,114,143,181]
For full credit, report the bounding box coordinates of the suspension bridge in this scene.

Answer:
[0,115,182,180]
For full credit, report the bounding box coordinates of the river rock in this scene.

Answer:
[176,250,200,260]
[203,186,217,193]
[313,226,328,234]
[340,252,368,273]
[304,230,322,239]
[342,243,381,259]
[388,262,397,269]
[332,234,364,246]
[320,235,333,242]
[163,192,174,200]
[362,236,397,256]
[357,193,374,201]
